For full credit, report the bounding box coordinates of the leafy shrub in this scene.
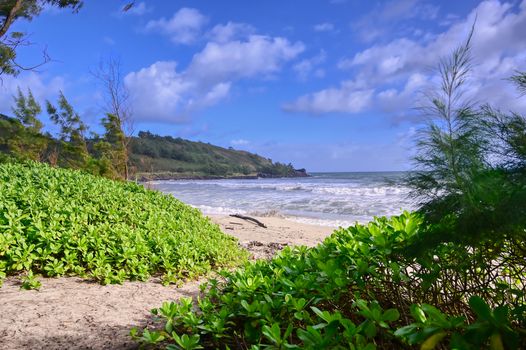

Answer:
[0,161,246,285]
[134,212,525,349]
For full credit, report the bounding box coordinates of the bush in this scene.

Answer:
[133,212,525,349]
[0,161,247,285]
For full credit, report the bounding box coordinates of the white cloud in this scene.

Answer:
[314,22,335,32]
[126,35,304,121]
[0,72,65,116]
[208,22,255,43]
[124,61,192,122]
[293,50,326,80]
[283,82,374,114]
[146,8,207,44]
[285,0,526,117]
[201,82,231,106]
[352,0,440,42]
[188,35,304,82]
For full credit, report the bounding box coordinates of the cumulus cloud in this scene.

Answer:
[126,34,304,121]
[146,7,207,44]
[124,62,191,122]
[207,22,255,43]
[353,0,440,42]
[293,50,327,81]
[283,82,373,114]
[285,0,526,117]
[188,35,304,82]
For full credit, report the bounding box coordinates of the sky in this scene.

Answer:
[1,0,526,171]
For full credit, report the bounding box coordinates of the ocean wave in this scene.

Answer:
[193,204,247,215]
[311,186,409,196]
[286,216,359,228]
[248,209,286,218]
[151,174,415,226]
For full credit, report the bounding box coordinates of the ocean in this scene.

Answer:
[149,172,415,228]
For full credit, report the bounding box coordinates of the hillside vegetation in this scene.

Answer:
[130,131,303,179]
[0,114,304,180]
[0,161,246,286]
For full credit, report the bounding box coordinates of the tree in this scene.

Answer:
[91,57,133,179]
[98,113,127,179]
[408,27,526,249]
[12,87,42,132]
[46,91,88,168]
[0,0,82,77]
[408,27,487,222]
[510,70,526,96]
[0,113,49,161]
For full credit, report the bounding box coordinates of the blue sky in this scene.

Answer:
[1,0,526,171]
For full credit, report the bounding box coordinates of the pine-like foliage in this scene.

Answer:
[12,87,43,132]
[408,30,526,247]
[46,91,89,169]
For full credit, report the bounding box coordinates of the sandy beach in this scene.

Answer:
[210,214,333,259]
[0,215,333,350]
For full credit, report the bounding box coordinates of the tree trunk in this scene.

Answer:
[0,0,24,39]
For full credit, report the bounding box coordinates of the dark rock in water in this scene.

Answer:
[294,168,309,177]
[256,169,310,179]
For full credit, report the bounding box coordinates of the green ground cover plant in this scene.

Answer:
[0,161,246,286]
[133,212,525,349]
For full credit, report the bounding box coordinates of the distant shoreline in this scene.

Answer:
[136,169,310,182]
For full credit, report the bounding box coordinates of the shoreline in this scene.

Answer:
[135,171,310,182]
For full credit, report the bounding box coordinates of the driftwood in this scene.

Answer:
[230,214,267,228]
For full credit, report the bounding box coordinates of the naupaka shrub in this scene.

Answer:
[0,161,246,285]
[134,212,525,349]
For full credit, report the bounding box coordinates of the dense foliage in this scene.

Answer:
[133,212,525,349]
[0,111,301,180]
[0,113,51,162]
[130,131,299,179]
[0,87,132,180]
[0,161,246,286]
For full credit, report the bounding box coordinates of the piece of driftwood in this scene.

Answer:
[230,214,267,228]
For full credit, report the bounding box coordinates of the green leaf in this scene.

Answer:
[383,308,400,322]
[411,305,427,323]
[469,296,492,321]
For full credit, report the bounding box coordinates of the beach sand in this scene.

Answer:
[210,214,333,259]
[0,215,334,350]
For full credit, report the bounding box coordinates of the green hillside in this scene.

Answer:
[129,131,307,180]
[0,114,307,180]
